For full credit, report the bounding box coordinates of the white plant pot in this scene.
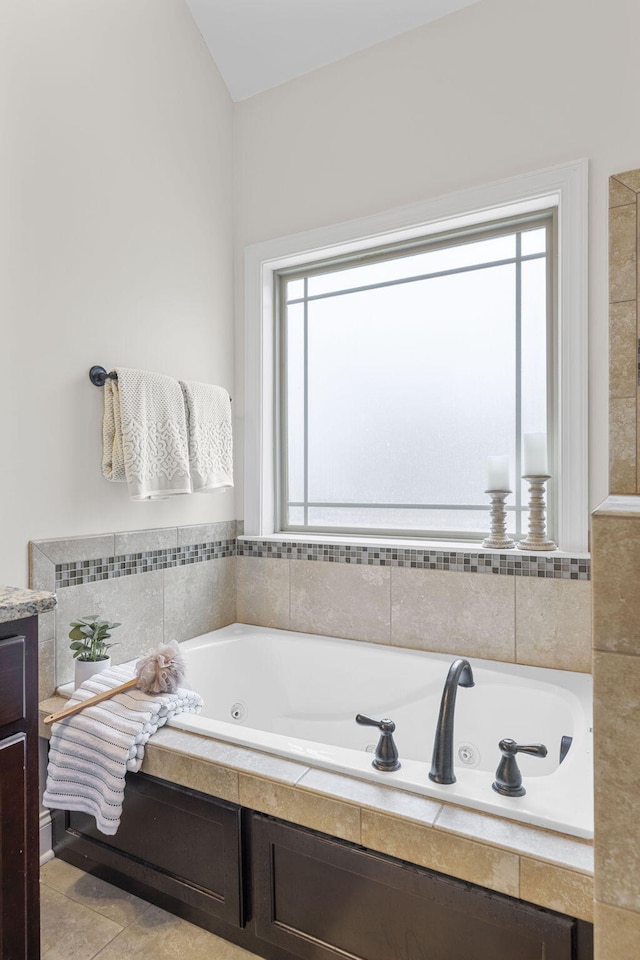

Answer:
[74,657,111,689]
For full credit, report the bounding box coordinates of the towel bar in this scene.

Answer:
[89,366,118,386]
[89,366,232,401]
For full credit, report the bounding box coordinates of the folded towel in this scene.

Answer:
[102,367,192,500]
[42,664,203,835]
[179,380,233,492]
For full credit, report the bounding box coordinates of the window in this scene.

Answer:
[244,160,588,552]
[278,215,553,541]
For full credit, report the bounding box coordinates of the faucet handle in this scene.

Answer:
[355,714,400,771]
[508,741,548,758]
[355,714,396,733]
[492,738,548,797]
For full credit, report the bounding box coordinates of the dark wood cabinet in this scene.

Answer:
[53,773,245,932]
[52,771,593,960]
[0,616,40,960]
[251,815,589,960]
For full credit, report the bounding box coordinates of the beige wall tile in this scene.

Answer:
[614,170,640,193]
[391,567,515,662]
[38,638,56,699]
[595,902,640,960]
[609,176,637,207]
[515,578,592,672]
[520,858,593,922]
[177,521,236,546]
[609,300,638,399]
[592,514,640,653]
[54,569,165,685]
[164,556,236,643]
[637,389,640,496]
[141,745,239,803]
[29,544,55,592]
[298,768,441,824]
[609,203,637,304]
[290,560,391,643]
[239,773,361,842]
[594,651,640,912]
[34,534,115,565]
[114,527,178,554]
[190,736,308,784]
[609,397,637,494]
[236,556,290,628]
[361,809,519,896]
[435,805,593,874]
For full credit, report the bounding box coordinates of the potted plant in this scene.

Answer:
[69,615,121,687]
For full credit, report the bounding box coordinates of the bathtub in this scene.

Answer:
[170,623,593,839]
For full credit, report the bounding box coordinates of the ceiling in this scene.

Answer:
[186,0,482,101]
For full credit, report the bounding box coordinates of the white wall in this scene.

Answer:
[0,0,235,588]
[234,0,640,526]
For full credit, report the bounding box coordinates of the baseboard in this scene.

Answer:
[40,810,53,865]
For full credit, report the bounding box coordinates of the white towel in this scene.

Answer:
[102,367,192,500]
[42,664,203,836]
[179,380,233,492]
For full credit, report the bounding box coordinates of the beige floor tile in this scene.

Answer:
[40,884,122,960]
[91,904,259,959]
[41,858,150,927]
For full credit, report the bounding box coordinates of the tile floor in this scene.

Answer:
[40,857,261,960]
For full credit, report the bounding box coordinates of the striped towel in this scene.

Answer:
[42,664,203,835]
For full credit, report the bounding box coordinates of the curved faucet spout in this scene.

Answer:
[428,658,475,785]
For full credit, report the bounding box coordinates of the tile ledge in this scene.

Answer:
[592,494,640,516]
[38,699,592,877]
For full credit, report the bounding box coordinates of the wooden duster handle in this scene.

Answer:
[43,677,139,725]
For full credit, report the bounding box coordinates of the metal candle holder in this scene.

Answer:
[517,475,557,551]
[482,491,516,549]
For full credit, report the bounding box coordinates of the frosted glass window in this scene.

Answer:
[280,217,552,540]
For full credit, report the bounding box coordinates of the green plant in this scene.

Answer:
[68,616,121,662]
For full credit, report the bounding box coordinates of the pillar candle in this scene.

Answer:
[486,455,510,491]
[523,433,548,476]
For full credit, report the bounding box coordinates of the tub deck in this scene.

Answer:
[39,693,594,924]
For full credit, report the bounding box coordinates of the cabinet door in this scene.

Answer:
[54,772,244,927]
[0,734,28,960]
[252,815,577,960]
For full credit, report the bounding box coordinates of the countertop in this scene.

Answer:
[0,585,57,624]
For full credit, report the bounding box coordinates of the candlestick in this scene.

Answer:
[523,433,548,477]
[517,475,557,551]
[486,456,510,492]
[482,490,516,549]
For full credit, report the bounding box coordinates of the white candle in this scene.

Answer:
[523,433,548,476]
[486,455,510,491]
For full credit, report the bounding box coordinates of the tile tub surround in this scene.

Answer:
[592,496,640,957]
[608,169,640,494]
[30,525,593,694]
[236,553,593,672]
[38,696,594,923]
[30,523,237,692]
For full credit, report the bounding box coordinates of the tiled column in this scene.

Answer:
[591,504,640,956]
[609,171,640,493]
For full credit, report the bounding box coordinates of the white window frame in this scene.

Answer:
[244,159,588,553]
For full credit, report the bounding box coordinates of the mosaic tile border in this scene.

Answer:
[55,539,236,589]
[237,540,591,580]
[53,535,591,587]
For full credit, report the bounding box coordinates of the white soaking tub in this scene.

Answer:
[170,623,593,839]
